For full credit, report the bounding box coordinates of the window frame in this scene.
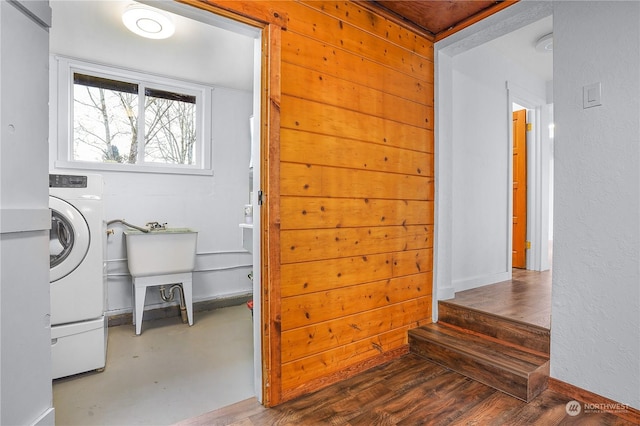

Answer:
[53,55,214,175]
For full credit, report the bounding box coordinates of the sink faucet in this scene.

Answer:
[146,221,167,230]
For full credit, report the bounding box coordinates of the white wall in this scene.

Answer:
[0,1,55,424]
[449,44,547,292]
[98,86,253,314]
[49,1,256,315]
[551,1,640,409]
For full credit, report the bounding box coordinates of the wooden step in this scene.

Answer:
[438,301,550,355]
[409,323,549,402]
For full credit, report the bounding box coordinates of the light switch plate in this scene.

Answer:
[583,82,602,109]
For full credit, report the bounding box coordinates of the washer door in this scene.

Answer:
[50,196,90,282]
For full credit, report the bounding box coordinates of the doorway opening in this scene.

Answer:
[508,85,554,273]
[49,1,267,422]
[433,2,554,314]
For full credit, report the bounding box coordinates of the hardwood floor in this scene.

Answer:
[445,269,552,329]
[177,269,637,425]
[178,354,633,425]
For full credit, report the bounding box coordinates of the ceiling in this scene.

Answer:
[370,0,512,37]
[49,1,255,91]
[51,1,552,89]
[368,0,553,82]
[485,15,553,82]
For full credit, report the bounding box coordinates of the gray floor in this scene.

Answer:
[53,305,255,426]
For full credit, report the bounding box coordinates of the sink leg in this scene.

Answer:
[131,282,136,326]
[134,282,146,335]
[183,275,193,326]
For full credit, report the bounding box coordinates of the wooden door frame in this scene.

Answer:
[175,0,283,406]
[507,82,549,272]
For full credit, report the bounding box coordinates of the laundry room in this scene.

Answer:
[47,1,260,422]
[49,0,257,320]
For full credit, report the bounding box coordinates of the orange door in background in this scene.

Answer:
[512,109,527,269]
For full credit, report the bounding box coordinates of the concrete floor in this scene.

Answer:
[53,304,255,426]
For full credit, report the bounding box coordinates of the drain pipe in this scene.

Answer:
[106,219,150,233]
[159,284,188,323]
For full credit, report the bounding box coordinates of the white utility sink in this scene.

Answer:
[124,228,198,277]
[239,223,253,253]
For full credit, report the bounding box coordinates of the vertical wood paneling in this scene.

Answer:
[281,128,434,173]
[282,31,433,105]
[282,2,431,79]
[281,62,434,129]
[280,96,432,151]
[280,197,434,229]
[281,273,432,329]
[263,21,283,406]
[300,0,433,59]
[281,296,432,362]
[191,0,434,405]
[280,163,433,200]
[277,0,433,401]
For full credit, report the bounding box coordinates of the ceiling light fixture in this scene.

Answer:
[535,33,553,53]
[122,4,175,39]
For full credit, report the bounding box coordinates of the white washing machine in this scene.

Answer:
[49,173,107,379]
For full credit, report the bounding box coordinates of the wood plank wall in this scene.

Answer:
[190,0,434,405]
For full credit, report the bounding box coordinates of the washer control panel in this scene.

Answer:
[49,174,87,188]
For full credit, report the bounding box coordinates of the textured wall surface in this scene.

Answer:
[552,1,640,409]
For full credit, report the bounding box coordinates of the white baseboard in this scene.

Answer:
[453,271,511,293]
[437,285,456,301]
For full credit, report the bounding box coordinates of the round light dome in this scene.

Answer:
[535,33,553,53]
[122,4,175,39]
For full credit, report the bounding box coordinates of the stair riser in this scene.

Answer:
[410,335,549,402]
[438,302,550,355]
[527,360,550,401]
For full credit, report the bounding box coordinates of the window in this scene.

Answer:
[54,57,213,174]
